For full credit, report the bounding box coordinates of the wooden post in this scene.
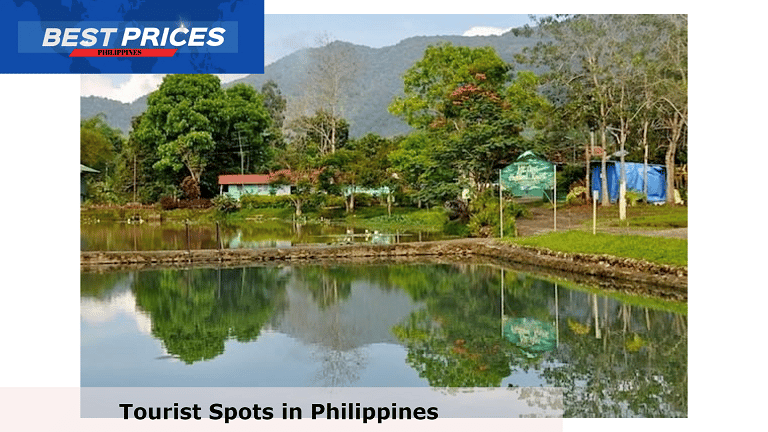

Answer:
[216,221,221,250]
[553,165,557,231]
[499,169,503,238]
[500,268,505,337]
[592,191,598,235]
[185,220,190,252]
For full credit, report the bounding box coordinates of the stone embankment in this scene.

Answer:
[81,238,687,301]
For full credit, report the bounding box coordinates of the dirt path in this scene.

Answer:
[515,204,688,239]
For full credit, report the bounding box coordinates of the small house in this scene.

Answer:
[218,171,293,200]
[80,164,99,203]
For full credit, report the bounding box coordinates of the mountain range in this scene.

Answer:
[80,29,542,138]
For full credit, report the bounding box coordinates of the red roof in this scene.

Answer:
[218,171,294,185]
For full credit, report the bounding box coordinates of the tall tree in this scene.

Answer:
[260,80,287,151]
[521,15,687,206]
[391,43,545,198]
[129,75,271,199]
[291,35,359,155]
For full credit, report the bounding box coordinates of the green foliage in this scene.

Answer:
[625,190,645,206]
[239,194,294,209]
[389,43,510,129]
[352,193,374,208]
[129,75,272,200]
[324,194,346,208]
[347,208,450,233]
[212,194,241,213]
[131,268,287,363]
[467,189,525,238]
[390,44,550,199]
[566,186,588,205]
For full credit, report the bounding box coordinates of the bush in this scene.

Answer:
[176,198,212,209]
[566,186,588,205]
[212,194,240,213]
[625,190,645,206]
[324,195,346,208]
[159,196,178,210]
[353,193,375,207]
[467,189,524,238]
[240,194,293,209]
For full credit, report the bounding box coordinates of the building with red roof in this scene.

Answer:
[218,171,294,199]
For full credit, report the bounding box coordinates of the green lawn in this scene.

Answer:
[596,204,688,229]
[511,230,687,267]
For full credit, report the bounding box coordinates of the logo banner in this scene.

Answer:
[3,0,263,73]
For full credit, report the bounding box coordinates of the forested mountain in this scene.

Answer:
[80,30,542,137]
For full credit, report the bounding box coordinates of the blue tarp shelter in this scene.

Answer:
[591,162,666,203]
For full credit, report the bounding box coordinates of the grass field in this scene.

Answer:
[511,230,687,266]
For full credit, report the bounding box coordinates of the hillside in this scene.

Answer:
[81,30,542,138]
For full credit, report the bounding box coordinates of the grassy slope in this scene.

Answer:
[511,231,687,267]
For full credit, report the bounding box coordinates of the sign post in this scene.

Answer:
[553,165,557,231]
[499,169,503,238]
[592,191,598,235]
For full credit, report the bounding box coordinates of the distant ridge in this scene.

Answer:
[81,29,541,138]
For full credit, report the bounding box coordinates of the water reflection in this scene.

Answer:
[80,220,444,251]
[81,264,686,417]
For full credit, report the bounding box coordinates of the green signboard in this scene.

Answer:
[500,151,554,198]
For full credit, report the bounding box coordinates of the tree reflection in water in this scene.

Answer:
[82,263,686,416]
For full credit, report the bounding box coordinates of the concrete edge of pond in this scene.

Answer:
[80,238,687,301]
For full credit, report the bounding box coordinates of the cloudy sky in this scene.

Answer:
[80,14,538,103]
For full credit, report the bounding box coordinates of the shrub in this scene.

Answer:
[467,189,523,238]
[176,198,212,209]
[625,190,645,206]
[353,193,374,207]
[240,194,293,209]
[566,186,588,205]
[324,195,346,208]
[159,195,178,210]
[212,194,240,213]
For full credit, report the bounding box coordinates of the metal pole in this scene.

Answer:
[499,169,503,238]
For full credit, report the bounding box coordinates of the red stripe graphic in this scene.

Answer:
[69,48,178,57]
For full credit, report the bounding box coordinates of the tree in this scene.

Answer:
[289,109,350,157]
[291,35,359,155]
[652,15,687,204]
[80,115,126,202]
[388,131,460,208]
[321,133,397,213]
[522,15,631,206]
[521,15,687,206]
[129,75,271,199]
[260,80,287,151]
[390,44,546,198]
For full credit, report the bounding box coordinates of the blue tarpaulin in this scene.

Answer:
[591,162,666,203]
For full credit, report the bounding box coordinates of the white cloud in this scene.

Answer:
[80,289,152,335]
[81,74,253,103]
[81,74,164,103]
[462,26,512,37]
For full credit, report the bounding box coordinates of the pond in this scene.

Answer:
[81,263,687,417]
[80,220,446,251]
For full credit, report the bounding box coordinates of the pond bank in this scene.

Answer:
[81,238,687,300]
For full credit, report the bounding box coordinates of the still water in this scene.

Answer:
[80,220,445,251]
[81,263,687,417]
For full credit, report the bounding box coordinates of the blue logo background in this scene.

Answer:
[3,0,263,73]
